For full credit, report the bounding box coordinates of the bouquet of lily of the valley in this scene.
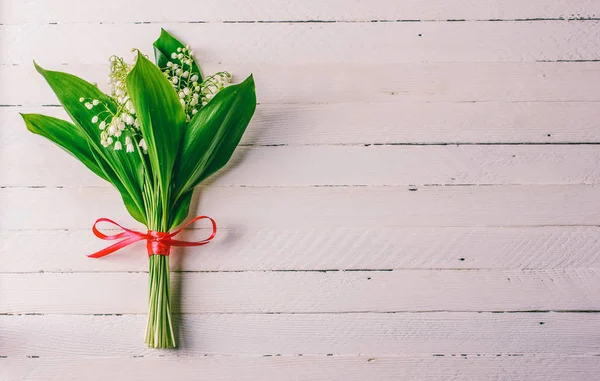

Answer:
[21,29,256,348]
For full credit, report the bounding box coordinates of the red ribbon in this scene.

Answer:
[88,216,217,258]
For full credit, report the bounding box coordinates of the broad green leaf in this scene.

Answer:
[126,52,186,226]
[168,190,194,230]
[173,75,256,201]
[34,62,146,224]
[22,112,147,225]
[89,148,147,224]
[121,192,147,224]
[153,28,202,82]
[21,113,108,182]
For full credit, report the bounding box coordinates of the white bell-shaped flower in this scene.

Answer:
[138,138,147,151]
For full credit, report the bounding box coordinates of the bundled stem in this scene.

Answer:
[136,118,177,348]
[142,157,175,348]
[145,254,175,348]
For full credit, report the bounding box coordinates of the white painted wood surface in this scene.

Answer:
[3,313,600,355]
[3,226,600,272]
[2,356,600,381]
[2,0,600,23]
[1,1,600,380]
[3,270,600,314]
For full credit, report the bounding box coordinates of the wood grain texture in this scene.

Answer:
[3,313,600,355]
[2,269,599,314]
[2,0,600,24]
[3,355,600,381]
[5,62,600,106]
[3,22,600,65]
[3,185,600,230]
[2,0,600,378]
[6,143,600,187]
[3,226,599,272]
[5,102,600,145]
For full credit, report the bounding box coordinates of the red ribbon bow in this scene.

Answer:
[88,216,217,258]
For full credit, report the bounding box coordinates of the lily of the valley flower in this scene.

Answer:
[138,138,147,151]
[82,48,234,154]
[162,45,232,122]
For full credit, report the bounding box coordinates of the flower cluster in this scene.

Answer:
[162,45,232,121]
[79,55,145,153]
[85,47,233,153]
[199,72,232,106]
[79,95,142,153]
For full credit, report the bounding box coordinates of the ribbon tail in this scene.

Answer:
[164,215,217,247]
[88,235,145,258]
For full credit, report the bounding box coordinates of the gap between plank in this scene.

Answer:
[2,310,600,316]
[2,353,598,359]
[2,183,600,190]
[0,269,396,274]
[3,224,600,232]
[2,18,600,27]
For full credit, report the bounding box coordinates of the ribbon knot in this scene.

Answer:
[147,231,171,256]
[88,215,217,258]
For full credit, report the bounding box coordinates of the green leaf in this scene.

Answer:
[168,190,194,230]
[173,74,256,201]
[21,113,108,182]
[88,148,147,224]
[34,62,147,224]
[127,52,186,227]
[153,28,202,82]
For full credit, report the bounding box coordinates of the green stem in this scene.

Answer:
[145,254,175,348]
[141,149,175,349]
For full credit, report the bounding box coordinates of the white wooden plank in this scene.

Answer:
[2,185,600,230]
[3,0,600,24]
[2,313,599,355]
[2,226,600,272]
[5,143,600,187]
[2,269,599,314]
[3,355,600,381]
[3,22,600,65]
[5,62,600,106]
[4,102,600,145]
[5,0,600,377]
